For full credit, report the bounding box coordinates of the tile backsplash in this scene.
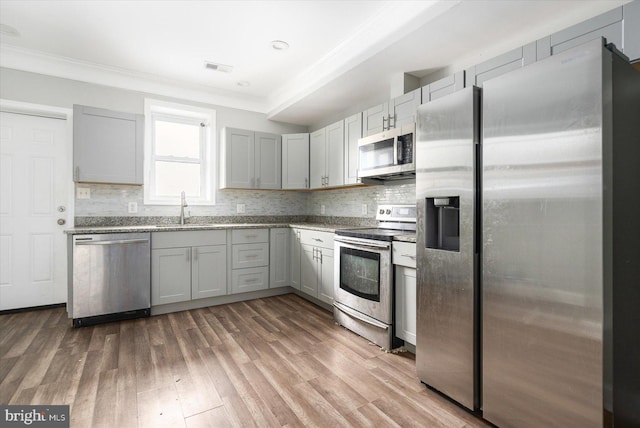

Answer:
[75,182,416,220]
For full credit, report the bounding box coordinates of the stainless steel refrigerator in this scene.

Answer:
[416,38,640,427]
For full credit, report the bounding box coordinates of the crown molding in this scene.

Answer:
[0,44,267,114]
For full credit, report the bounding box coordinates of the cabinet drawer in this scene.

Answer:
[299,229,333,248]
[152,230,226,249]
[232,243,269,268]
[231,228,269,244]
[231,267,269,294]
[393,242,416,268]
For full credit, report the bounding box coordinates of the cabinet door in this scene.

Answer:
[192,245,227,299]
[300,244,318,297]
[309,128,326,189]
[73,105,143,184]
[325,120,344,187]
[344,112,362,185]
[317,248,335,305]
[362,102,389,136]
[395,266,417,345]
[465,43,537,88]
[290,229,302,290]
[270,228,290,288]
[422,71,465,103]
[390,89,421,128]
[624,1,640,62]
[282,133,309,189]
[255,132,281,189]
[152,247,191,305]
[223,128,254,188]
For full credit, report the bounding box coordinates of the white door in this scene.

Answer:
[0,111,70,310]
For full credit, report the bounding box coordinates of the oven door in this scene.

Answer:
[333,236,392,324]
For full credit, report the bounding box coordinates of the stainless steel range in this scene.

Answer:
[333,204,416,350]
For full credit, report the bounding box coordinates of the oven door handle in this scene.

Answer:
[334,236,390,249]
[333,302,389,330]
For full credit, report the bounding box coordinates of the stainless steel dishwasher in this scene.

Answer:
[70,232,150,327]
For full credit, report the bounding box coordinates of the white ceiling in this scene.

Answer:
[0,0,630,126]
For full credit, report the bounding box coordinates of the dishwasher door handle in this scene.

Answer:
[75,238,150,246]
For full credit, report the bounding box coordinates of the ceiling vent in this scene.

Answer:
[204,61,233,73]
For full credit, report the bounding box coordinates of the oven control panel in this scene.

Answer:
[376,204,416,222]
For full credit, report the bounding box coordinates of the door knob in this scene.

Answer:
[57,218,66,225]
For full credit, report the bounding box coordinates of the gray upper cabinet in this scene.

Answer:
[624,1,640,62]
[73,105,143,184]
[362,89,421,137]
[465,42,537,87]
[310,121,344,189]
[362,101,389,136]
[343,112,362,185]
[255,131,282,189]
[538,6,623,60]
[219,127,281,189]
[282,133,309,189]
[422,71,465,103]
[309,127,326,189]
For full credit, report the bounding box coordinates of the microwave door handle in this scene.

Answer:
[393,135,399,165]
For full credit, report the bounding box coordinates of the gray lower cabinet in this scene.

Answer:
[393,241,416,346]
[231,229,269,293]
[299,230,334,304]
[73,104,143,184]
[270,228,290,288]
[151,230,227,306]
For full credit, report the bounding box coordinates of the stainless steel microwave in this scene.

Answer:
[358,123,415,181]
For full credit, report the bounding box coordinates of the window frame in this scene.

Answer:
[144,99,216,206]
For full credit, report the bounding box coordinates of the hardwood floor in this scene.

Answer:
[0,293,489,427]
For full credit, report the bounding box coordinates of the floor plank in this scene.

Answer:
[0,293,490,427]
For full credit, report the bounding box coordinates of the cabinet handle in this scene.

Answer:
[75,166,80,181]
[313,238,323,243]
[193,248,198,261]
[245,234,258,238]
[244,278,258,283]
[312,248,317,261]
[305,177,308,188]
[382,115,388,130]
[318,249,323,264]
[245,254,258,259]
[402,254,416,260]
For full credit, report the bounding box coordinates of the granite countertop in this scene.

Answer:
[65,222,364,235]
[394,234,416,243]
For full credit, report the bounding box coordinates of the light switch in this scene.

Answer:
[362,204,368,215]
[237,203,246,214]
[128,202,138,213]
[320,205,326,214]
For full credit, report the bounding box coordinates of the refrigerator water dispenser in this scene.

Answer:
[425,197,460,251]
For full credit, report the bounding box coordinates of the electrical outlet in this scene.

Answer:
[128,202,138,214]
[237,203,246,214]
[361,204,368,215]
[320,205,326,215]
[76,187,90,199]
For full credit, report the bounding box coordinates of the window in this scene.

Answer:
[144,99,216,205]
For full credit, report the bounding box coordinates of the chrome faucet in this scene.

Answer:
[179,191,188,225]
